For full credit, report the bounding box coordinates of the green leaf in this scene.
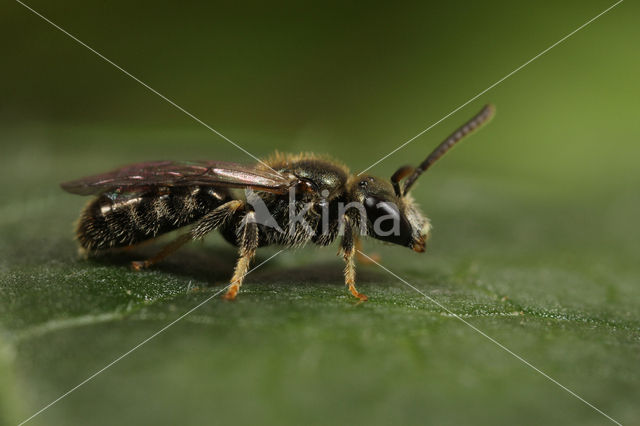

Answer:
[2,140,639,425]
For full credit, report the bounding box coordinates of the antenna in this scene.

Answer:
[402,104,495,194]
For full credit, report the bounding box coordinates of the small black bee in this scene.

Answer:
[61,105,494,300]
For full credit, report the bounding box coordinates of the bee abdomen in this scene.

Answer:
[76,186,230,251]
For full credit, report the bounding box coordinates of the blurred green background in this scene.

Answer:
[1,0,639,425]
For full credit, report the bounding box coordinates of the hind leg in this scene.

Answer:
[131,200,244,270]
[131,233,192,270]
[223,211,259,300]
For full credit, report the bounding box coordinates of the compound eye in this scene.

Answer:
[363,196,413,247]
[364,197,401,231]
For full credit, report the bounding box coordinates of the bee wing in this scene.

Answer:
[60,161,294,195]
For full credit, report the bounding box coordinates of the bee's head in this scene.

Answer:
[352,104,495,252]
[349,175,430,252]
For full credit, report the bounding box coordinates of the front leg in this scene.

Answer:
[340,216,368,301]
[223,210,259,300]
[354,235,381,265]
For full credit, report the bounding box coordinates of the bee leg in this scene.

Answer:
[354,236,381,265]
[131,200,244,270]
[131,233,192,270]
[340,216,368,301]
[191,200,244,240]
[223,211,259,300]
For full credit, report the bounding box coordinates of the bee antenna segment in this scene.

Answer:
[403,104,495,194]
[390,165,415,197]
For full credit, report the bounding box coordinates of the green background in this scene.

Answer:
[1,0,639,425]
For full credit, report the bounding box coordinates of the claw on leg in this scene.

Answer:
[223,283,240,300]
[345,259,368,301]
[347,281,368,301]
[131,260,150,271]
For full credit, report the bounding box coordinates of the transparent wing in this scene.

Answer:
[60,160,293,195]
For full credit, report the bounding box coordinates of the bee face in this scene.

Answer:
[349,175,429,251]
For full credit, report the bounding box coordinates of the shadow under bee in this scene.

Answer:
[87,243,235,282]
[254,262,384,286]
[87,240,385,290]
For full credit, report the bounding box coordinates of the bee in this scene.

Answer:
[61,105,494,301]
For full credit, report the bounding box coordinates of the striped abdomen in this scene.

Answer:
[76,186,231,251]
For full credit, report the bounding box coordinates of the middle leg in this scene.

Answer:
[223,210,260,300]
[130,199,244,270]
